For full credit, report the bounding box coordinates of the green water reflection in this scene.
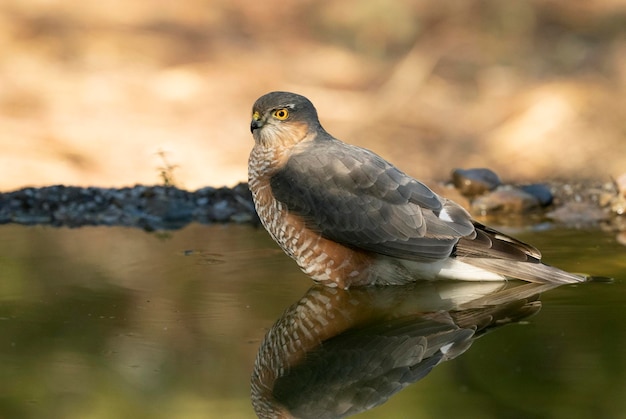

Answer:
[0,224,624,419]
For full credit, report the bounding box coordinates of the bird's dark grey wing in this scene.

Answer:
[270,139,475,261]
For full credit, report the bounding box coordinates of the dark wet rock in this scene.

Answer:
[470,186,540,215]
[519,184,553,207]
[452,168,501,198]
[0,183,259,230]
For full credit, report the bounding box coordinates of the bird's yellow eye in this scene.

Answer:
[273,109,289,120]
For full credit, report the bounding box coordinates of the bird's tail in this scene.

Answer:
[455,221,588,284]
[459,257,588,284]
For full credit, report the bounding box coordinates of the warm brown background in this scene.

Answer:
[1,0,625,192]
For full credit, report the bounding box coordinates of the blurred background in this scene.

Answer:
[1,0,625,192]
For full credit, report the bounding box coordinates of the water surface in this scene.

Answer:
[0,223,624,419]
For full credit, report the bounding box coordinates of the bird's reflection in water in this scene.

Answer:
[251,281,559,419]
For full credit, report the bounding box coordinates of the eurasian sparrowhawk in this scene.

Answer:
[248,91,586,288]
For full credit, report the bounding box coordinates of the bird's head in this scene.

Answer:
[250,91,323,148]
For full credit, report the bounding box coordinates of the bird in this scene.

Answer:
[248,91,587,289]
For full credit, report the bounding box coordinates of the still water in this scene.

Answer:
[0,223,624,419]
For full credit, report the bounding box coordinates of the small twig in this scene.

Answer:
[155,149,179,187]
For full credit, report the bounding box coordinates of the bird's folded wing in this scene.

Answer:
[270,140,475,261]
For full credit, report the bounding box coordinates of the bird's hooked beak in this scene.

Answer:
[250,111,263,133]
